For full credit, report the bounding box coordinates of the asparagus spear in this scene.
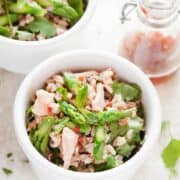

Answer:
[8,0,46,16]
[67,0,83,16]
[64,73,88,107]
[53,5,79,24]
[98,108,137,124]
[63,72,80,93]
[93,126,105,160]
[80,109,99,125]
[31,116,54,155]
[75,84,88,108]
[56,87,68,101]
[59,100,87,125]
[35,0,79,23]
[0,26,11,37]
[35,0,53,7]
[81,108,136,125]
[0,14,19,26]
[53,117,70,134]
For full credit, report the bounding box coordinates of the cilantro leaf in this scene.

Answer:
[2,168,13,176]
[27,17,56,38]
[6,152,13,158]
[161,139,180,174]
[112,82,141,101]
[116,143,135,158]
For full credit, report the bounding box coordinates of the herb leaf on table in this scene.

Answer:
[161,139,180,175]
[2,168,13,176]
[161,121,180,177]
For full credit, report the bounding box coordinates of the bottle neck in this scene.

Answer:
[137,0,179,28]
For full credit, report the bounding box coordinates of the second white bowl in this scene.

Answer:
[14,50,161,180]
[0,0,96,74]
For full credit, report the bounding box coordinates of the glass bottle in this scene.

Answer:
[119,0,180,79]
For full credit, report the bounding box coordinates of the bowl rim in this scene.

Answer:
[14,50,161,178]
[0,0,96,47]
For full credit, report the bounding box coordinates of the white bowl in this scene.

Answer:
[14,50,161,180]
[0,0,96,74]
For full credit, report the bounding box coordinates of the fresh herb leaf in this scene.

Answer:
[128,117,143,131]
[112,82,141,101]
[6,152,13,158]
[127,130,142,144]
[27,17,56,38]
[161,139,180,174]
[116,143,135,158]
[109,122,128,143]
[2,168,13,176]
[106,155,117,169]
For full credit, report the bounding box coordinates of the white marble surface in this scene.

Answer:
[0,0,180,180]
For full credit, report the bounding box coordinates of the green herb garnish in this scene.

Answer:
[161,139,180,176]
[27,17,56,38]
[6,152,13,158]
[2,168,13,176]
[112,82,141,101]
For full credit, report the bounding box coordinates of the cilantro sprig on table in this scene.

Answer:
[162,139,180,176]
[161,120,180,178]
[2,168,13,176]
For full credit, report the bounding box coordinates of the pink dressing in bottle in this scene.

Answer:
[120,0,180,81]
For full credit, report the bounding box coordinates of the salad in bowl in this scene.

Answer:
[26,69,145,172]
[0,0,96,73]
[0,0,87,41]
[14,50,161,180]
